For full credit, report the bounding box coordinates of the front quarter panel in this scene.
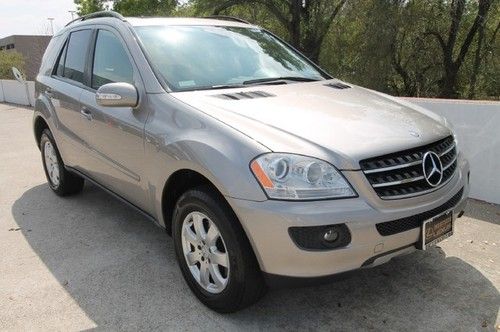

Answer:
[144,93,270,226]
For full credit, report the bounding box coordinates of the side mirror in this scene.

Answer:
[95,82,138,107]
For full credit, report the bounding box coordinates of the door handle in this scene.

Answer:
[80,107,93,121]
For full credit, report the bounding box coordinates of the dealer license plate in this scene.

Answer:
[419,211,453,250]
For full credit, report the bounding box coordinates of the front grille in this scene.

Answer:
[359,136,457,199]
[376,188,464,236]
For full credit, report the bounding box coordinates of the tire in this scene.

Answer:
[172,185,266,313]
[40,129,84,196]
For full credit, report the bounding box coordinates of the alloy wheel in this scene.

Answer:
[181,211,229,294]
[43,141,60,187]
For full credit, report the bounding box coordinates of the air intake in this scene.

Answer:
[325,82,351,89]
[214,91,275,100]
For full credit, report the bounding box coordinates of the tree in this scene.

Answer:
[114,0,178,16]
[467,10,499,98]
[194,0,347,63]
[328,0,498,99]
[425,0,494,98]
[388,0,443,97]
[75,0,178,16]
[74,0,109,16]
[0,51,26,80]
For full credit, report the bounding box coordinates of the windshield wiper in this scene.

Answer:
[209,84,245,90]
[176,77,319,92]
[179,84,245,92]
[243,76,320,86]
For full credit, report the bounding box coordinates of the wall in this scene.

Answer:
[0,80,34,106]
[0,81,499,204]
[405,98,500,204]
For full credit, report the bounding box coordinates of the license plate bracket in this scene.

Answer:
[418,211,453,250]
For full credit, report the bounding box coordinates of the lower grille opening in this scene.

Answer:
[289,224,351,251]
[376,188,464,236]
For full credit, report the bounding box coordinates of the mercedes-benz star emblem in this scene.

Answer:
[422,151,443,187]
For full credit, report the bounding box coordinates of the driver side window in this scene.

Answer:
[92,30,134,90]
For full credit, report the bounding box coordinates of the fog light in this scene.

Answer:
[323,228,339,242]
[288,224,351,250]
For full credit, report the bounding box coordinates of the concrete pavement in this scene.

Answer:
[0,103,499,331]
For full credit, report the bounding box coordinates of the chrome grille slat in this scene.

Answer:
[360,136,457,199]
[378,173,456,199]
[363,160,421,174]
[372,176,425,188]
[442,155,457,171]
[439,144,455,157]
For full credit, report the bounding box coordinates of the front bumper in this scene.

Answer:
[227,156,469,279]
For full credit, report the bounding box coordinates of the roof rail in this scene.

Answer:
[65,10,125,27]
[203,15,252,25]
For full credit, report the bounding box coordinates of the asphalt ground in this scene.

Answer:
[1,103,499,331]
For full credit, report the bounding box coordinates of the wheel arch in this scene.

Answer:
[161,168,226,235]
[34,115,50,149]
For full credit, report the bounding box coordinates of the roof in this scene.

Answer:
[126,17,255,28]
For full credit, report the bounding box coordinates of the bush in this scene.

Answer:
[0,50,26,80]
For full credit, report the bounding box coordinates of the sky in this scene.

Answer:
[0,0,78,38]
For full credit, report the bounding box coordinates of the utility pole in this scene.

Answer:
[47,17,54,35]
[68,10,76,20]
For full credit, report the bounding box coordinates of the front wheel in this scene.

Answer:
[40,129,84,196]
[172,185,266,312]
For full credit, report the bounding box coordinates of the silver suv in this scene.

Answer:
[34,12,469,312]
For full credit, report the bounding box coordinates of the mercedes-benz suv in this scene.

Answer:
[33,11,469,312]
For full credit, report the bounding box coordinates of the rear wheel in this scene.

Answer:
[40,129,84,196]
[172,185,266,312]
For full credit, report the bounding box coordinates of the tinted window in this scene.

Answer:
[92,30,133,89]
[57,30,92,83]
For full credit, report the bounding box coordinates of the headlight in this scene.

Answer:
[250,153,356,200]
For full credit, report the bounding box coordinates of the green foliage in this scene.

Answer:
[74,0,108,16]
[0,51,25,80]
[114,0,177,16]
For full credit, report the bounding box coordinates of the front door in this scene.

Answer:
[79,28,150,211]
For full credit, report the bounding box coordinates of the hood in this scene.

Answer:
[171,80,451,169]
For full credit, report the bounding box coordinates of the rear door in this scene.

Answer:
[49,29,93,166]
[79,27,150,211]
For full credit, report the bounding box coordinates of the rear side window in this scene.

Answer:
[92,30,133,89]
[54,29,92,84]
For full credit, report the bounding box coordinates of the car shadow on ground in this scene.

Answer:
[12,183,500,331]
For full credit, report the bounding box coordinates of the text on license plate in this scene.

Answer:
[420,211,453,250]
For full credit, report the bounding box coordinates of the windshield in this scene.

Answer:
[134,25,327,91]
